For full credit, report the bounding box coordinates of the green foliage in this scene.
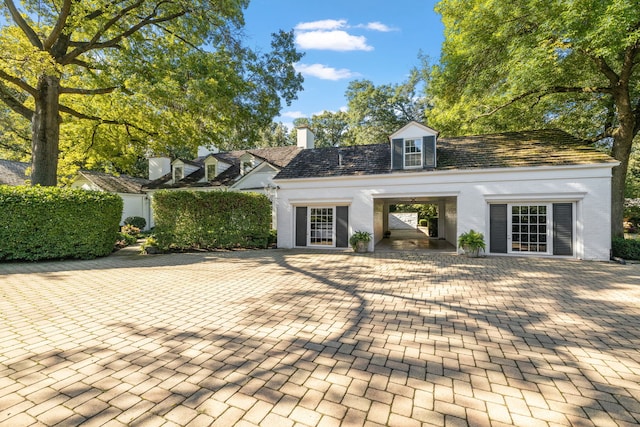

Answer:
[121,224,141,237]
[124,216,147,230]
[152,190,272,250]
[0,186,122,261]
[612,237,640,261]
[117,232,138,246]
[392,203,438,220]
[419,219,428,227]
[349,231,372,250]
[624,199,640,232]
[293,111,351,148]
[458,230,486,252]
[626,148,640,198]
[347,63,431,145]
[0,1,304,184]
[430,0,640,236]
[140,236,160,254]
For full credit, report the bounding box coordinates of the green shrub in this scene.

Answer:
[419,219,428,226]
[0,186,122,261]
[124,216,146,230]
[117,232,138,246]
[121,224,140,236]
[152,190,271,250]
[612,237,640,260]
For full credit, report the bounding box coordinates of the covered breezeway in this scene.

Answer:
[372,194,458,253]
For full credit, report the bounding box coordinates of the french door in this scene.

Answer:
[309,207,335,246]
[509,204,550,254]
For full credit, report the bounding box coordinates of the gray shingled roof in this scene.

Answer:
[144,146,301,190]
[78,170,150,194]
[275,129,616,180]
[0,159,29,185]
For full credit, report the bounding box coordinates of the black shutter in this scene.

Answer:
[336,206,349,248]
[423,135,436,168]
[295,207,307,247]
[553,203,573,256]
[490,204,508,253]
[392,138,403,170]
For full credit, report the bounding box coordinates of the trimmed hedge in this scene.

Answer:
[612,237,640,261]
[0,186,123,261]
[152,190,271,250]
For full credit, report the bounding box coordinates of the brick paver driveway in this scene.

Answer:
[1,248,640,427]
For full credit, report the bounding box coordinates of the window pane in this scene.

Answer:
[509,204,549,253]
[404,139,422,167]
[309,208,334,246]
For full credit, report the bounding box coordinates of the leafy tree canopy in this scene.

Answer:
[0,0,303,182]
[429,0,640,237]
[346,62,431,145]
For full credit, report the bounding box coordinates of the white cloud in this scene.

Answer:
[358,21,396,32]
[295,30,373,52]
[295,63,358,81]
[295,19,347,31]
[281,111,306,119]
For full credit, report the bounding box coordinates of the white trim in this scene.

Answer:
[308,206,336,248]
[290,198,352,205]
[389,121,439,140]
[507,203,552,255]
[486,201,579,258]
[230,161,279,190]
[274,162,618,184]
[403,138,423,169]
[371,191,459,200]
[484,192,587,202]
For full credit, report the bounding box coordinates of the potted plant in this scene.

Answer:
[141,236,161,254]
[349,231,372,253]
[458,229,486,257]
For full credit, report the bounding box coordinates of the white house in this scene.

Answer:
[142,129,313,227]
[274,122,618,261]
[71,170,152,228]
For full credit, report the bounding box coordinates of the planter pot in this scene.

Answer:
[463,247,483,258]
[354,241,368,253]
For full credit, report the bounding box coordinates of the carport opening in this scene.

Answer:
[374,197,457,252]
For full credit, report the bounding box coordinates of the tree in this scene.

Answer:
[254,122,294,147]
[291,111,350,148]
[430,0,640,237]
[346,65,431,145]
[0,0,303,185]
[626,147,640,198]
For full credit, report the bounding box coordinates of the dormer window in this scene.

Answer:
[239,153,256,176]
[404,139,423,168]
[173,166,183,181]
[242,160,252,175]
[206,163,217,181]
[390,122,438,171]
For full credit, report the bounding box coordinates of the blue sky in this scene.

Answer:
[243,0,444,125]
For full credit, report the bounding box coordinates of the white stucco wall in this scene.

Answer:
[389,212,418,229]
[373,200,384,245]
[274,164,614,260]
[71,178,150,228]
[443,197,457,246]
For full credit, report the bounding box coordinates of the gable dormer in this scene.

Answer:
[389,122,438,171]
[239,152,260,176]
[172,159,185,183]
[171,159,199,183]
[204,155,218,181]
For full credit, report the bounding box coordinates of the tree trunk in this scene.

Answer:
[610,126,635,239]
[31,74,61,186]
